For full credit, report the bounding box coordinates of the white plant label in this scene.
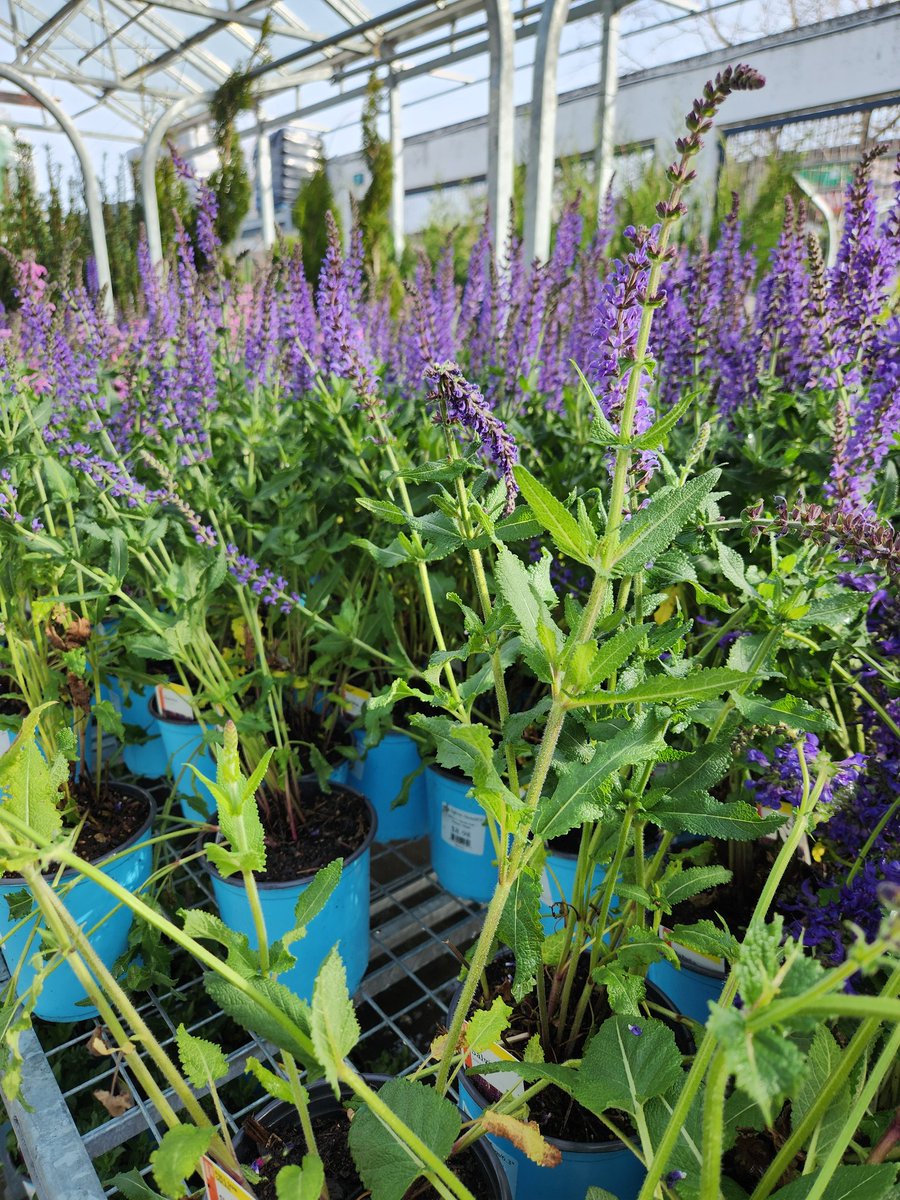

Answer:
[540,870,553,906]
[340,684,371,716]
[465,1043,525,1100]
[440,804,486,856]
[200,1155,257,1200]
[156,683,194,721]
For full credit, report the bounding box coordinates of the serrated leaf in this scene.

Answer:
[612,471,720,576]
[0,705,65,844]
[513,466,595,565]
[717,540,756,597]
[347,1078,460,1200]
[497,873,543,1001]
[287,858,343,944]
[631,391,695,450]
[180,909,260,978]
[534,714,666,840]
[310,948,360,1091]
[576,668,750,708]
[792,1026,849,1158]
[479,1111,562,1167]
[110,1170,166,1200]
[731,691,835,733]
[660,865,732,908]
[707,1007,804,1124]
[652,793,785,840]
[203,974,315,1068]
[769,1164,899,1200]
[573,624,653,692]
[150,1123,214,1199]
[592,964,645,1016]
[494,545,560,660]
[669,920,739,963]
[662,741,733,801]
[275,1156,326,1200]
[175,1024,227,1088]
[576,1016,683,1117]
[465,997,512,1055]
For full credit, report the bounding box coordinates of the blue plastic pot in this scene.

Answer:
[647,941,726,1025]
[540,847,616,936]
[117,681,166,779]
[351,730,427,842]
[209,784,376,1002]
[426,766,499,903]
[459,1061,645,1200]
[0,785,155,1022]
[151,698,217,822]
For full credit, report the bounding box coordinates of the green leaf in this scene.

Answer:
[661,742,733,801]
[275,1157,326,1200]
[109,1170,166,1200]
[410,715,520,826]
[792,1026,849,1158]
[150,1123,214,1199]
[585,1190,621,1200]
[497,873,544,1001]
[0,705,64,844]
[659,865,732,909]
[289,858,343,941]
[612,470,720,576]
[92,698,126,741]
[707,1007,804,1124]
[576,1016,683,1117]
[310,947,360,1091]
[591,964,645,1016]
[731,691,835,733]
[175,1024,228,1088]
[513,465,595,565]
[651,793,785,840]
[357,497,408,525]
[571,624,653,692]
[466,997,512,1055]
[717,540,756,597]
[631,391,695,450]
[180,909,260,978]
[245,1056,294,1103]
[577,668,750,708]
[534,714,666,840]
[668,920,739,964]
[347,1078,461,1200]
[494,545,560,660]
[769,1165,899,1200]
[203,974,315,1068]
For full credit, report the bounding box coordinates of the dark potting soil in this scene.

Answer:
[247,1111,490,1200]
[283,702,351,760]
[723,1106,798,1192]
[468,951,624,1146]
[256,786,370,884]
[2,778,151,877]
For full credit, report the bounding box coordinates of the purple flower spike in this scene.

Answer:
[424,361,519,515]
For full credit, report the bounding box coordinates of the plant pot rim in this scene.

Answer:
[666,940,728,981]
[451,959,692,1153]
[206,782,378,891]
[0,780,157,887]
[236,1074,511,1200]
[148,694,203,727]
[426,762,471,785]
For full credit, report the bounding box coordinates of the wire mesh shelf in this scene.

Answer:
[0,807,484,1200]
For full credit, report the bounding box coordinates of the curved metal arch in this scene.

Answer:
[141,94,209,266]
[485,0,515,253]
[523,0,572,263]
[0,63,114,317]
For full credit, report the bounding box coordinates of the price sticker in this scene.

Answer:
[201,1155,257,1200]
[440,804,486,856]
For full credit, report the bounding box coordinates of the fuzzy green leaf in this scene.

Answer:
[651,794,785,840]
[659,865,732,909]
[348,1078,461,1200]
[179,909,260,978]
[792,1027,849,1159]
[769,1165,899,1200]
[576,1016,683,1117]
[612,470,720,576]
[287,858,343,944]
[631,392,695,450]
[534,714,666,840]
[245,1056,294,1103]
[668,920,739,964]
[494,545,561,660]
[466,997,512,1055]
[513,466,595,565]
[707,1007,804,1124]
[175,1024,227,1088]
[576,668,750,708]
[311,947,360,1091]
[570,624,653,692]
[150,1123,214,1199]
[203,974,316,1069]
[497,873,544,1001]
[0,705,65,845]
[731,691,835,733]
[275,1157,326,1200]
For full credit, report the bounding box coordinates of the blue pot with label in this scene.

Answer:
[351,730,427,842]
[118,682,166,779]
[426,766,499,903]
[209,783,376,1002]
[540,845,617,936]
[151,696,218,822]
[647,936,727,1025]
[0,784,155,1022]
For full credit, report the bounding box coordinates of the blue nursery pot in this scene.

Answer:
[117,681,166,779]
[458,1078,646,1200]
[151,696,218,823]
[208,784,377,1002]
[426,766,500,903]
[0,785,155,1023]
[351,729,427,843]
[647,935,727,1025]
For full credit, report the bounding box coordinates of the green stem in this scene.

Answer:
[700,1052,728,1200]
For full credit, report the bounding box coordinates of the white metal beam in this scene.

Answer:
[523,0,571,263]
[388,70,404,257]
[486,0,514,251]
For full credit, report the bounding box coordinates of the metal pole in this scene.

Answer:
[256,119,276,249]
[0,63,114,317]
[141,94,203,266]
[485,0,515,251]
[595,0,620,211]
[523,0,571,263]
[388,70,405,259]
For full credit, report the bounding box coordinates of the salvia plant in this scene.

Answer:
[0,54,896,1200]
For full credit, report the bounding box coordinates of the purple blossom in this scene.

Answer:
[627,1023,642,1036]
[425,361,519,515]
